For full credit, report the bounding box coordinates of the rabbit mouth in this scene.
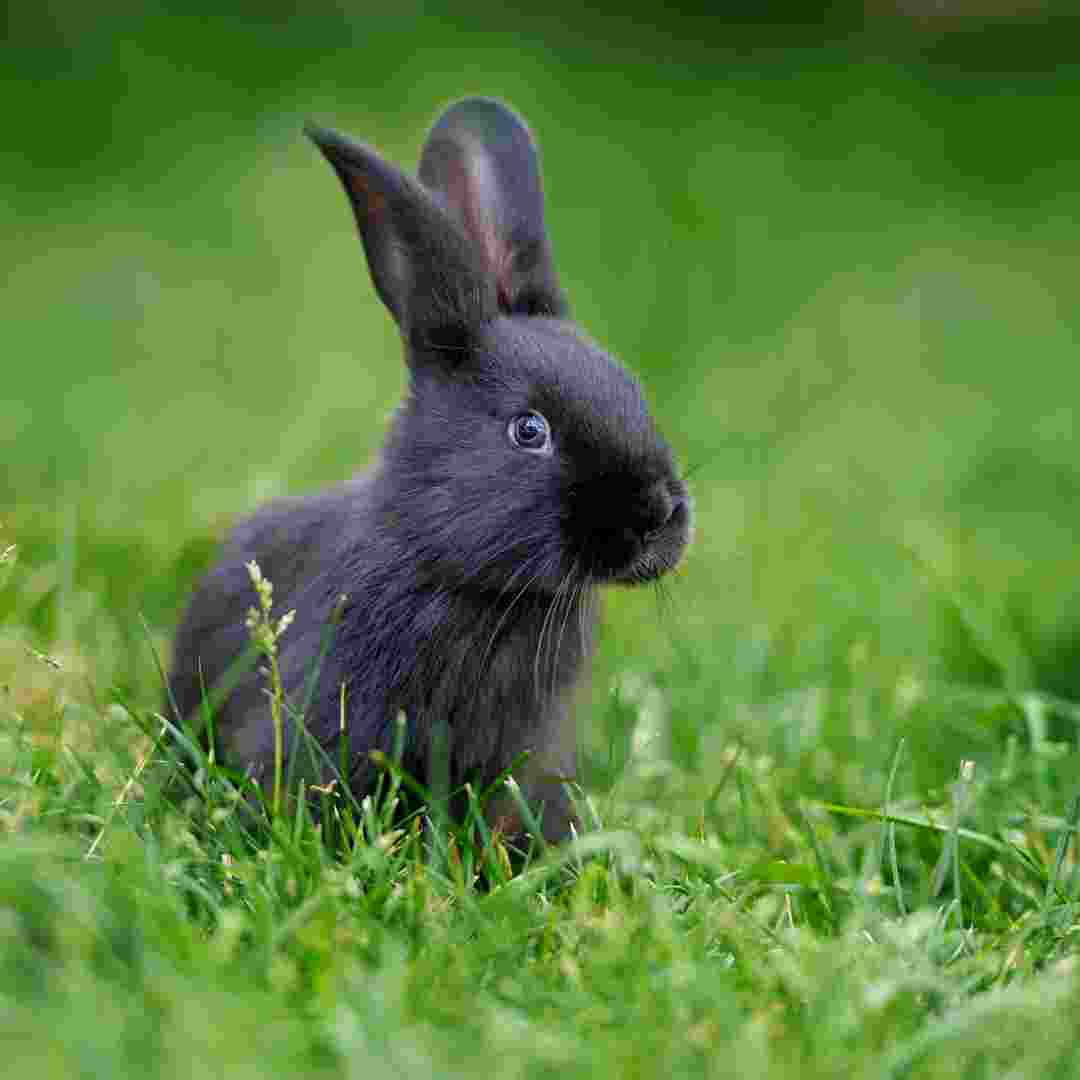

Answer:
[587,495,692,586]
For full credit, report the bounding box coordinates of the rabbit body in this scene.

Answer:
[168,99,691,843]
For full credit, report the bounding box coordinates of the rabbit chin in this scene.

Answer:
[589,514,692,586]
[602,547,685,586]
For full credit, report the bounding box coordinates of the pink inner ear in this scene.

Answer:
[440,143,516,309]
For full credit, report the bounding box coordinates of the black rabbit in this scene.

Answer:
[168,98,692,844]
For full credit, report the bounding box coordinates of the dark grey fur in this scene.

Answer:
[168,98,691,843]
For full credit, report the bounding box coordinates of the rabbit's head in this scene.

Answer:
[308,99,691,593]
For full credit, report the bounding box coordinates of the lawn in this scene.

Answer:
[3,5,1080,1076]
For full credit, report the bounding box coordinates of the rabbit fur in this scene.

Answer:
[168,98,692,844]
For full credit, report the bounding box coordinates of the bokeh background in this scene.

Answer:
[4,0,1080,802]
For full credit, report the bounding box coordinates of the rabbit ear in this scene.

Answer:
[418,98,568,318]
[306,124,497,337]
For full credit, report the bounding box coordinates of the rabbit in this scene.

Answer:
[167,98,692,845]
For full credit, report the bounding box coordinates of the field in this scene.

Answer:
[3,6,1080,1076]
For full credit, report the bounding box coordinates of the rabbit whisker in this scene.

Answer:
[549,561,583,706]
[475,557,546,683]
[577,573,594,658]
[534,566,575,703]
[532,578,561,700]
[456,531,554,590]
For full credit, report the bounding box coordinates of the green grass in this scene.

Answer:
[4,6,1080,1076]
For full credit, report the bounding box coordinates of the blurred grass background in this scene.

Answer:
[4,4,1080,1077]
[5,0,1080,790]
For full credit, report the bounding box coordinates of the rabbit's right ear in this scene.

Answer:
[418,98,568,318]
[306,124,497,338]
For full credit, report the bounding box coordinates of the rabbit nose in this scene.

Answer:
[628,483,677,542]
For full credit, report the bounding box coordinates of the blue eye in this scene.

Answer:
[508,411,552,453]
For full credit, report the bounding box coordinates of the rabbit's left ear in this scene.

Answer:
[419,98,568,318]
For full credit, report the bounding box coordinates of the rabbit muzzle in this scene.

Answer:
[583,478,692,585]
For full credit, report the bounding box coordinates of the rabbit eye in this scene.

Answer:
[508,411,552,454]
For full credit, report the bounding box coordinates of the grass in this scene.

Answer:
[4,5,1080,1076]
